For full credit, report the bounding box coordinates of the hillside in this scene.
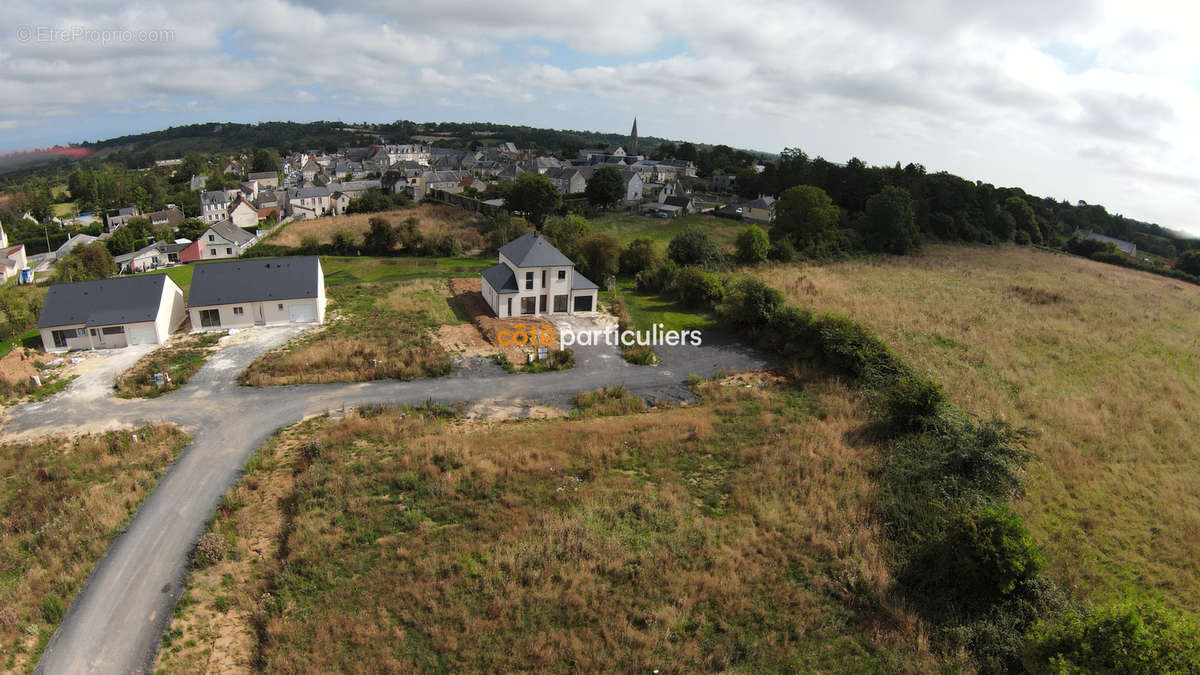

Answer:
[756,245,1200,611]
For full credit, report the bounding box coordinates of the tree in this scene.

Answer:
[1025,600,1200,674]
[0,287,40,340]
[735,225,769,264]
[506,173,561,227]
[667,228,722,268]
[542,214,591,260]
[176,218,207,242]
[774,185,840,253]
[330,230,356,255]
[487,213,532,253]
[574,234,621,283]
[1175,250,1200,277]
[55,242,115,283]
[105,227,137,257]
[362,217,397,255]
[251,148,281,174]
[619,237,660,276]
[675,266,724,307]
[862,186,919,254]
[206,172,228,191]
[584,166,625,211]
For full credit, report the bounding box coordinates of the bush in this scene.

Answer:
[635,259,680,294]
[42,596,64,624]
[716,277,784,330]
[904,505,1042,612]
[734,225,769,264]
[813,313,902,381]
[621,344,657,365]
[667,227,723,268]
[619,237,660,276]
[194,532,228,568]
[421,234,463,257]
[768,238,796,262]
[1025,600,1200,674]
[674,266,724,308]
[880,374,946,433]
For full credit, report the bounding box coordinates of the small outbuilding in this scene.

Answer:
[37,274,186,352]
[187,256,326,330]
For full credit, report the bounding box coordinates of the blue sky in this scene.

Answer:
[3,0,1199,234]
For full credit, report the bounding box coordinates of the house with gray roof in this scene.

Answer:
[180,220,258,262]
[481,232,599,318]
[1074,229,1136,256]
[38,274,185,352]
[187,256,325,330]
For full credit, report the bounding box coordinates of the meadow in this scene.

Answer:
[590,212,751,251]
[267,204,488,251]
[0,425,189,671]
[157,376,955,672]
[755,244,1200,612]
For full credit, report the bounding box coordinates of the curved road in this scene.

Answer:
[1,326,766,674]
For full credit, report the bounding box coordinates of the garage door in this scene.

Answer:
[288,304,316,323]
[128,325,157,345]
[573,295,593,312]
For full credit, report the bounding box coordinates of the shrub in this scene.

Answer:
[904,506,1042,612]
[330,230,356,255]
[619,237,660,276]
[42,596,64,624]
[299,235,321,255]
[768,238,796,262]
[1024,600,1200,674]
[813,313,902,381]
[674,266,724,308]
[421,234,463,257]
[635,259,680,294]
[880,374,946,434]
[194,532,228,568]
[667,227,723,268]
[621,344,657,365]
[716,277,784,330]
[734,225,769,264]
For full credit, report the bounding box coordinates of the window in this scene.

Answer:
[210,248,217,256]
[558,270,566,281]
[233,307,244,316]
[539,295,547,313]
[208,234,215,241]
[102,326,124,335]
[553,295,568,313]
[525,271,534,290]
[51,329,73,348]
[226,248,232,255]
[542,270,547,287]
[506,297,512,317]
[520,297,536,315]
[278,303,284,311]
[199,309,221,327]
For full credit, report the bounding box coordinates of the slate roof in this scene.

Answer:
[571,270,599,290]
[248,171,277,181]
[207,220,256,245]
[290,186,331,199]
[188,256,321,307]
[114,241,165,264]
[38,275,168,329]
[498,232,575,268]
[481,262,518,293]
[200,190,228,205]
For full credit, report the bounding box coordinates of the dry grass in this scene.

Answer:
[755,244,1200,611]
[159,377,954,672]
[269,204,487,252]
[241,279,462,386]
[0,425,189,671]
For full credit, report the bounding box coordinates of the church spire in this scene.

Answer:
[629,117,639,156]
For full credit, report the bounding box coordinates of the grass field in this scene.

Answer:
[240,275,469,386]
[591,212,754,252]
[0,425,189,671]
[158,376,953,672]
[268,204,488,251]
[755,244,1200,612]
[601,280,718,333]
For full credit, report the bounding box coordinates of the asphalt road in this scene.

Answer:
[3,325,767,674]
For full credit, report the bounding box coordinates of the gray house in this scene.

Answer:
[188,256,326,330]
[38,275,186,352]
[481,232,598,318]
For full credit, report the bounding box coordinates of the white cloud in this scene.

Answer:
[1,0,1198,232]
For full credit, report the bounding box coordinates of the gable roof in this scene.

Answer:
[206,220,256,245]
[481,262,518,293]
[114,241,165,264]
[38,275,169,328]
[744,196,776,209]
[498,232,574,268]
[188,256,322,307]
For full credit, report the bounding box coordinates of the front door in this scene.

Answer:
[255,304,266,325]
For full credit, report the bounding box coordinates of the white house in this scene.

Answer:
[114,241,169,273]
[38,274,185,352]
[481,232,599,318]
[286,186,331,219]
[1,224,28,284]
[227,198,260,229]
[187,256,326,330]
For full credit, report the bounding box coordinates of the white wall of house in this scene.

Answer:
[155,279,186,341]
[228,203,259,229]
[487,256,591,317]
[189,297,322,331]
[41,277,184,352]
[200,230,247,260]
[40,323,90,353]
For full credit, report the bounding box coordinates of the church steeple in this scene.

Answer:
[629,117,639,156]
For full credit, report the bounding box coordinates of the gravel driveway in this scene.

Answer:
[3,324,767,674]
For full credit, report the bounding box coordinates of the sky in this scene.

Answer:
[2,0,1199,234]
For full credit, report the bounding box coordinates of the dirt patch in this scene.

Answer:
[462,397,570,421]
[0,348,52,385]
[448,278,559,364]
[436,323,501,359]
